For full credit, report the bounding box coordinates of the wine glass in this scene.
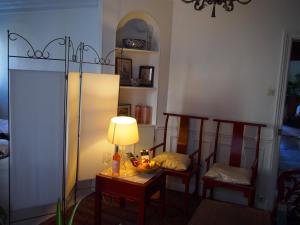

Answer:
[102,151,112,169]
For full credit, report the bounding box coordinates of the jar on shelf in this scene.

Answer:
[141,105,151,124]
[135,105,142,123]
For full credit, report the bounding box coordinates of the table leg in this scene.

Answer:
[160,176,166,219]
[95,190,102,225]
[138,200,145,225]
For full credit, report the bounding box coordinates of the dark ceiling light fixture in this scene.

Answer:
[181,0,252,17]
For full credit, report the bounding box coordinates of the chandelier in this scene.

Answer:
[181,0,252,17]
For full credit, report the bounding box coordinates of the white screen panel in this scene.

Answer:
[10,69,64,210]
[79,74,119,180]
[65,72,80,199]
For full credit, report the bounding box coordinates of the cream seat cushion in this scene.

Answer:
[152,152,191,171]
[204,163,252,185]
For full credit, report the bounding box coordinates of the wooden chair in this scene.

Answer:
[149,112,208,210]
[202,119,266,206]
[276,169,300,225]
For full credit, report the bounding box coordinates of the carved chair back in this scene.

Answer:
[213,119,266,179]
[161,113,208,164]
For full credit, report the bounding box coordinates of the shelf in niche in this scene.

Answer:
[115,47,158,54]
[120,86,156,91]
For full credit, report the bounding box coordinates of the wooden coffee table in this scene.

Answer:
[95,169,166,225]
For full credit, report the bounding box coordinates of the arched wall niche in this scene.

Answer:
[116,12,160,51]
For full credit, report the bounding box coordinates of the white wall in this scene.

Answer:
[168,0,300,209]
[0,6,102,118]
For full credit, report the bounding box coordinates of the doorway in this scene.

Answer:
[279,40,300,172]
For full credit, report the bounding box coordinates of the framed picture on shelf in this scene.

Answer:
[139,66,154,87]
[115,57,132,86]
[118,104,131,116]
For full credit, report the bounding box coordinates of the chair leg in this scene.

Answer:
[247,190,255,207]
[184,181,190,213]
[194,171,200,196]
[202,183,207,199]
[210,188,214,199]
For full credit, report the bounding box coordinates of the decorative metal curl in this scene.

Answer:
[8,32,66,60]
[9,32,36,58]
[68,39,77,62]
[181,0,252,17]
[41,38,66,59]
[79,44,114,66]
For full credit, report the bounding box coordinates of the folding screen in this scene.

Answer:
[10,70,65,215]
[79,73,120,180]
[9,70,120,221]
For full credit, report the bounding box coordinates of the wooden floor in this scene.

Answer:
[41,190,201,225]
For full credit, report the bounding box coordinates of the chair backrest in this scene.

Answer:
[162,113,208,163]
[277,169,300,225]
[213,119,266,168]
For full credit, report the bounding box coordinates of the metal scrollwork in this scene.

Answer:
[80,44,114,66]
[8,31,115,67]
[181,0,252,17]
[41,38,66,59]
[8,32,66,60]
[9,32,36,58]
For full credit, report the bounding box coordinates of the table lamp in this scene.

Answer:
[107,116,139,174]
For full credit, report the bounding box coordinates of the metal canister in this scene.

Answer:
[135,105,142,124]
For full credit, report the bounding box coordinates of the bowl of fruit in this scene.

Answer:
[127,153,159,173]
[136,159,159,173]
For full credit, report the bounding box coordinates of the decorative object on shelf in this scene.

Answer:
[130,78,141,87]
[139,66,154,87]
[115,57,132,86]
[118,104,131,117]
[122,38,146,50]
[107,116,139,175]
[135,105,142,124]
[181,0,252,17]
[141,105,152,124]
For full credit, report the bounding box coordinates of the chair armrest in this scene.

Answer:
[205,152,216,172]
[148,143,164,157]
[189,149,200,167]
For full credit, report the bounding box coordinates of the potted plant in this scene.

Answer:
[56,199,81,225]
[0,206,6,225]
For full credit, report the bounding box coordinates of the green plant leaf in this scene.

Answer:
[56,199,62,225]
[67,200,81,225]
[0,206,6,222]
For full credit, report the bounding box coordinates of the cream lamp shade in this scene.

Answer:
[107,116,139,146]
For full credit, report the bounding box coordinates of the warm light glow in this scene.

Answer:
[107,116,139,146]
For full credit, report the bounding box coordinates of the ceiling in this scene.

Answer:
[0,0,98,13]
